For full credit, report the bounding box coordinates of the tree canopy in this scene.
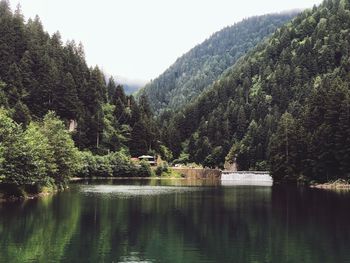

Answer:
[137,12,298,115]
[159,0,350,183]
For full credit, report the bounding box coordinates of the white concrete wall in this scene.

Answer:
[221,172,272,182]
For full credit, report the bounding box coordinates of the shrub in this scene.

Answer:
[77,151,140,178]
[138,160,153,177]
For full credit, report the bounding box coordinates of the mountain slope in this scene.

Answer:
[138,12,299,115]
[163,0,350,183]
[0,1,158,156]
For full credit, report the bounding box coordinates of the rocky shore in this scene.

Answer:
[311,179,350,190]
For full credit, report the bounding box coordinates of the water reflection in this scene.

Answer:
[0,180,350,263]
[221,180,273,186]
[82,185,202,197]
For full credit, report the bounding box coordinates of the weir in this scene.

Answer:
[221,171,273,186]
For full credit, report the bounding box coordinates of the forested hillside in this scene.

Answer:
[0,1,159,193]
[162,0,350,183]
[0,1,158,156]
[1,0,349,189]
[138,13,298,115]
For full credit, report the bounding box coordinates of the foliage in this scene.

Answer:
[159,145,173,162]
[0,110,80,189]
[0,108,32,186]
[138,160,154,177]
[0,108,155,195]
[155,162,169,176]
[173,152,190,165]
[269,113,306,182]
[160,0,350,183]
[22,122,57,185]
[41,111,81,187]
[1,0,349,185]
[155,163,181,177]
[138,12,298,115]
[0,1,158,157]
[78,150,140,178]
[0,0,161,191]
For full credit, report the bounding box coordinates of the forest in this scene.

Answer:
[156,0,350,183]
[1,1,350,262]
[0,0,160,196]
[1,0,350,196]
[138,12,298,116]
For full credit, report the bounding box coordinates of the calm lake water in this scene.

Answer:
[1,179,350,263]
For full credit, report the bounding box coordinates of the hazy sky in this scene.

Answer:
[9,0,322,83]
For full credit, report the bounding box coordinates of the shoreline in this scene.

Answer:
[3,177,350,202]
[310,180,350,190]
[0,191,53,203]
[70,176,209,181]
[1,177,206,202]
[0,185,62,203]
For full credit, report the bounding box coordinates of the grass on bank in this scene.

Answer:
[154,163,183,178]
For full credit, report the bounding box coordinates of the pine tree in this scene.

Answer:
[0,81,9,108]
[236,106,247,140]
[5,63,23,106]
[107,77,117,101]
[335,95,350,177]
[12,100,31,126]
[269,112,301,182]
[56,73,80,120]
[0,0,15,76]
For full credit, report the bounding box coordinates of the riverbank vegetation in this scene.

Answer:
[154,163,183,178]
[0,109,154,198]
[0,110,80,197]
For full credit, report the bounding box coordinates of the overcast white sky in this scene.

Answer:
[9,0,322,83]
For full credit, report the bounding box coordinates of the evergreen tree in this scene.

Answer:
[107,77,117,101]
[269,113,300,182]
[12,100,31,126]
[56,73,80,120]
[5,63,23,106]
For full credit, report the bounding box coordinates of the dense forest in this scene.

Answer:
[158,0,350,183]
[0,1,160,155]
[137,12,298,115]
[0,0,160,194]
[1,0,350,192]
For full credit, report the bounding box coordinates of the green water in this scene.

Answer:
[1,179,350,263]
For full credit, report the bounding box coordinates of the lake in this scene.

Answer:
[1,179,350,263]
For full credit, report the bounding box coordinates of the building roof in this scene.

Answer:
[138,155,154,159]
